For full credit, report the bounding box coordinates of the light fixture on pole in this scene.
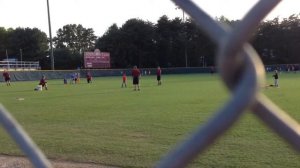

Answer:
[46,0,54,70]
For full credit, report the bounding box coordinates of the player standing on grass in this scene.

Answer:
[273,70,279,87]
[86,72,92,83]
[157,66,162,85]
[2,70,11,86]
[121,71,127,88]
[75,72,80,84]
[132,66,141,91]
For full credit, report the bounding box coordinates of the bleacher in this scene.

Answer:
[0,60,40,71]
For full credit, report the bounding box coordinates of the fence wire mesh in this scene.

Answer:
[0,0,299,168]
[157,0,300,167]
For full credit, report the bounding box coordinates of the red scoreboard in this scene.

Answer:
[84,49,110,68]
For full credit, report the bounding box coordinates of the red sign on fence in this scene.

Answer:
[84,49,110,68]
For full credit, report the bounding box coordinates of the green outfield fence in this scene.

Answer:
[1,64,299,82]
[0,0,299,168]
[0,67,213,82]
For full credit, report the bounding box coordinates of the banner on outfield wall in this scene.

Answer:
[84,49,110,68]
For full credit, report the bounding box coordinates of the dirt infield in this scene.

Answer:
[0,155,118,168]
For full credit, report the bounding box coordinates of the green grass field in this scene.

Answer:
[0,73,299,167]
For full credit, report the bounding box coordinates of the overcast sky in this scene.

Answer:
[0,0,299,37]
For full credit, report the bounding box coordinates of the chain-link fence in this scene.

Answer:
[157,0,300,167]
[0,0,299,168]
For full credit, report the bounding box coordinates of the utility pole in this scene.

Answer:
[183,10,188,67]
[47,0,54,70]
[20,49,23,69]
[5,49,8,60]
[5,49,9,69]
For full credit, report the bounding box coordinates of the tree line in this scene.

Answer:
[0,14,300,69]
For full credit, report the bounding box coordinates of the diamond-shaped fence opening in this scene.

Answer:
[157,0,300,167]
[0,0,299,168]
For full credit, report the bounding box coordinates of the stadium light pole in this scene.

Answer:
[5,49,9,69]
[46,0,55,70]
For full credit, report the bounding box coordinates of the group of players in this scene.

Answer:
[2,66,162,91]
[122,66,162,91]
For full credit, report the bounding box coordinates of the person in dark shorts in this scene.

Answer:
[39,75,48,90]
[156,66,162,85]
[2,70,11,86]
[273,70,279,87]
[75,73,80,84]
[63,75,68,85]
[86,72,92,83]
[132,66,141,91]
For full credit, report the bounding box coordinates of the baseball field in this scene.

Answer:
[0,73,299,167]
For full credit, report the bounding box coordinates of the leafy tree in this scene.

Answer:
[216,16,232,25]
[39,48,82,70]
[53,24,97,53]
[155,16,192,67]
[95,24,124,67]
[252,15,300,64]
[155,16,216,67]
[185,19,216,67]
[97,16,218,68]
[120,19,156,67]
[2,14,300,69]
[4,27,48,61]
[154,16,171,67]
[96,19,156,68]
[0,27,10,60]
[167,17,186,67]
[279,14,300,63]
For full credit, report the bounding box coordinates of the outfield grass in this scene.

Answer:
[0,73,299,167]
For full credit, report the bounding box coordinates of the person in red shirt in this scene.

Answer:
[132,66,141,91]
[86,72,92,83]
[156,66,162,86]
[2,70,11,86]
[39,75,48,90]
[121,71,127,88]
